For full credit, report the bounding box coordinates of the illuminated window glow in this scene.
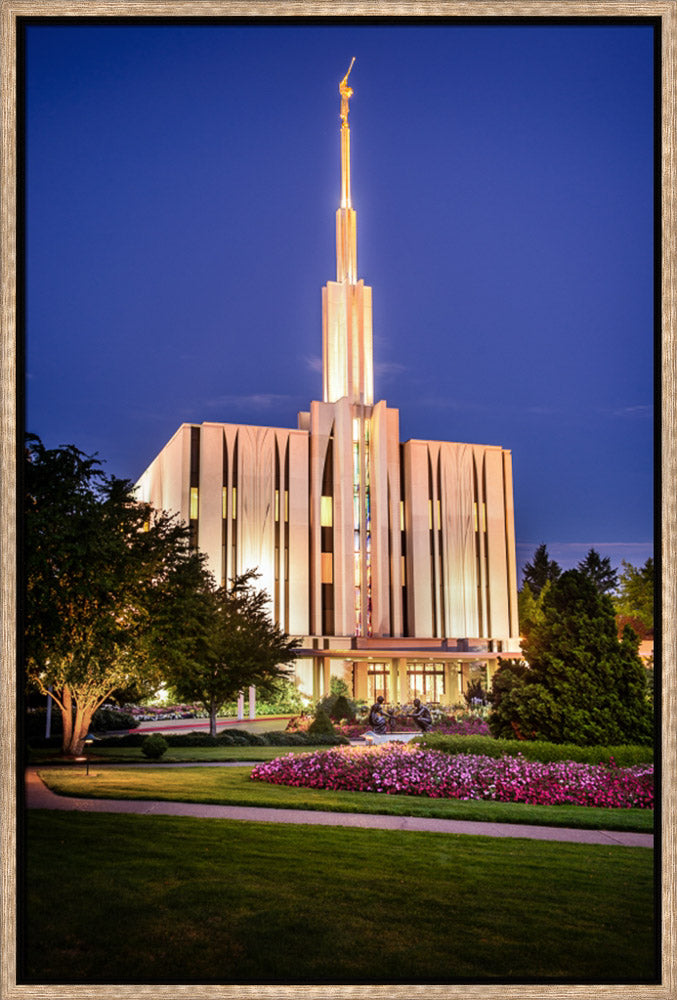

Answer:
[321,495,333,527]
[190,487,199,520]
[321,552,333,584]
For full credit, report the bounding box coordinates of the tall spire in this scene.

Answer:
[322,59,373,406]
[339,57,355,209]
[336,58,357,285]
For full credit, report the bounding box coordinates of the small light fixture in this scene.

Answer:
[84,732,96,775]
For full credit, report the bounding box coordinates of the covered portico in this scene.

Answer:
[294,637,524,704]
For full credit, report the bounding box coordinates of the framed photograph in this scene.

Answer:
[2,2,673,998]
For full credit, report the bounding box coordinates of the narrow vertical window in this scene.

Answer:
[190,487,199,520]
[320,495,333,527]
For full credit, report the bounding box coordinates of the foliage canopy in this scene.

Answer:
[25,435,211,756]
[165,570,300,736]
[490,570,653,746]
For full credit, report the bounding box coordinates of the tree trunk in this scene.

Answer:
[60,686,74,755]
[68,704,95,757]
[209,701,218,737]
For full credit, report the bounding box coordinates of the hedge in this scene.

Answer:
[81,729,350,749]
[411,733,653,767]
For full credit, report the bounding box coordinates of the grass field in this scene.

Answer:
[23,809,656,985]
[28,744,323,765]
[37,764,654,833]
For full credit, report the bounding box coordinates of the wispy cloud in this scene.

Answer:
[202,393,293,411]
[375,360,407,379]
[607,404,653,418]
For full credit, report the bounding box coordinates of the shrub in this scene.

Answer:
[72,728,349,750]
[330,694,356,722]
[141,735,168,760]
[463,679,488,708]
[91,707,139,731]
[412,733,653,767]
[308,708,336,736]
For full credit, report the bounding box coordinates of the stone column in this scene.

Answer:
[395,658,408,704]
[388,659,399,704]
[248,686,256,720]
[354,662,368,701]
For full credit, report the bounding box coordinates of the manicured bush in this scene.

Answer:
[91,708,139,731]
[141,735,168,760]
[412,733,653,767]
[308,708,336,736]
[330,694,356,721]
[75,728,349,750]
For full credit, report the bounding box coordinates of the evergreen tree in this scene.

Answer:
[489,570,653,746]
[521,544,561,598]
[577,548,619,595]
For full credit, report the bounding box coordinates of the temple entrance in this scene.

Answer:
[407,662,446,702]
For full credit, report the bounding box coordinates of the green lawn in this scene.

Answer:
[23,810,656,984]
[28,744,321,765]
[36,764,654,833]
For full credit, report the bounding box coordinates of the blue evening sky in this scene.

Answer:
[24,21,656,580]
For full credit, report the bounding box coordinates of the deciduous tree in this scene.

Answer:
[614,558,654,631]
[165,570,300,736]
[25,435,211,756]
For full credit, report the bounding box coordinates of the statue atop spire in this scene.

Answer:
[339,57,356,125]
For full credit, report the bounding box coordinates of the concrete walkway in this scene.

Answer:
[25,769,653,848]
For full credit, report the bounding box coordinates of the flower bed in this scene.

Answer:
[250,743,653,809]
[287,713,491,739]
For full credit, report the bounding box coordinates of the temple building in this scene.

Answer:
[136,63,522,705]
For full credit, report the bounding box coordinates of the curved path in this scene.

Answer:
[25,769,653,848]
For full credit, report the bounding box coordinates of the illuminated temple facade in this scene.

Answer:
[137,66,521,705]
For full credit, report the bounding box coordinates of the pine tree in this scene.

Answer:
[577,548,619,595]
[522,544,561,598]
